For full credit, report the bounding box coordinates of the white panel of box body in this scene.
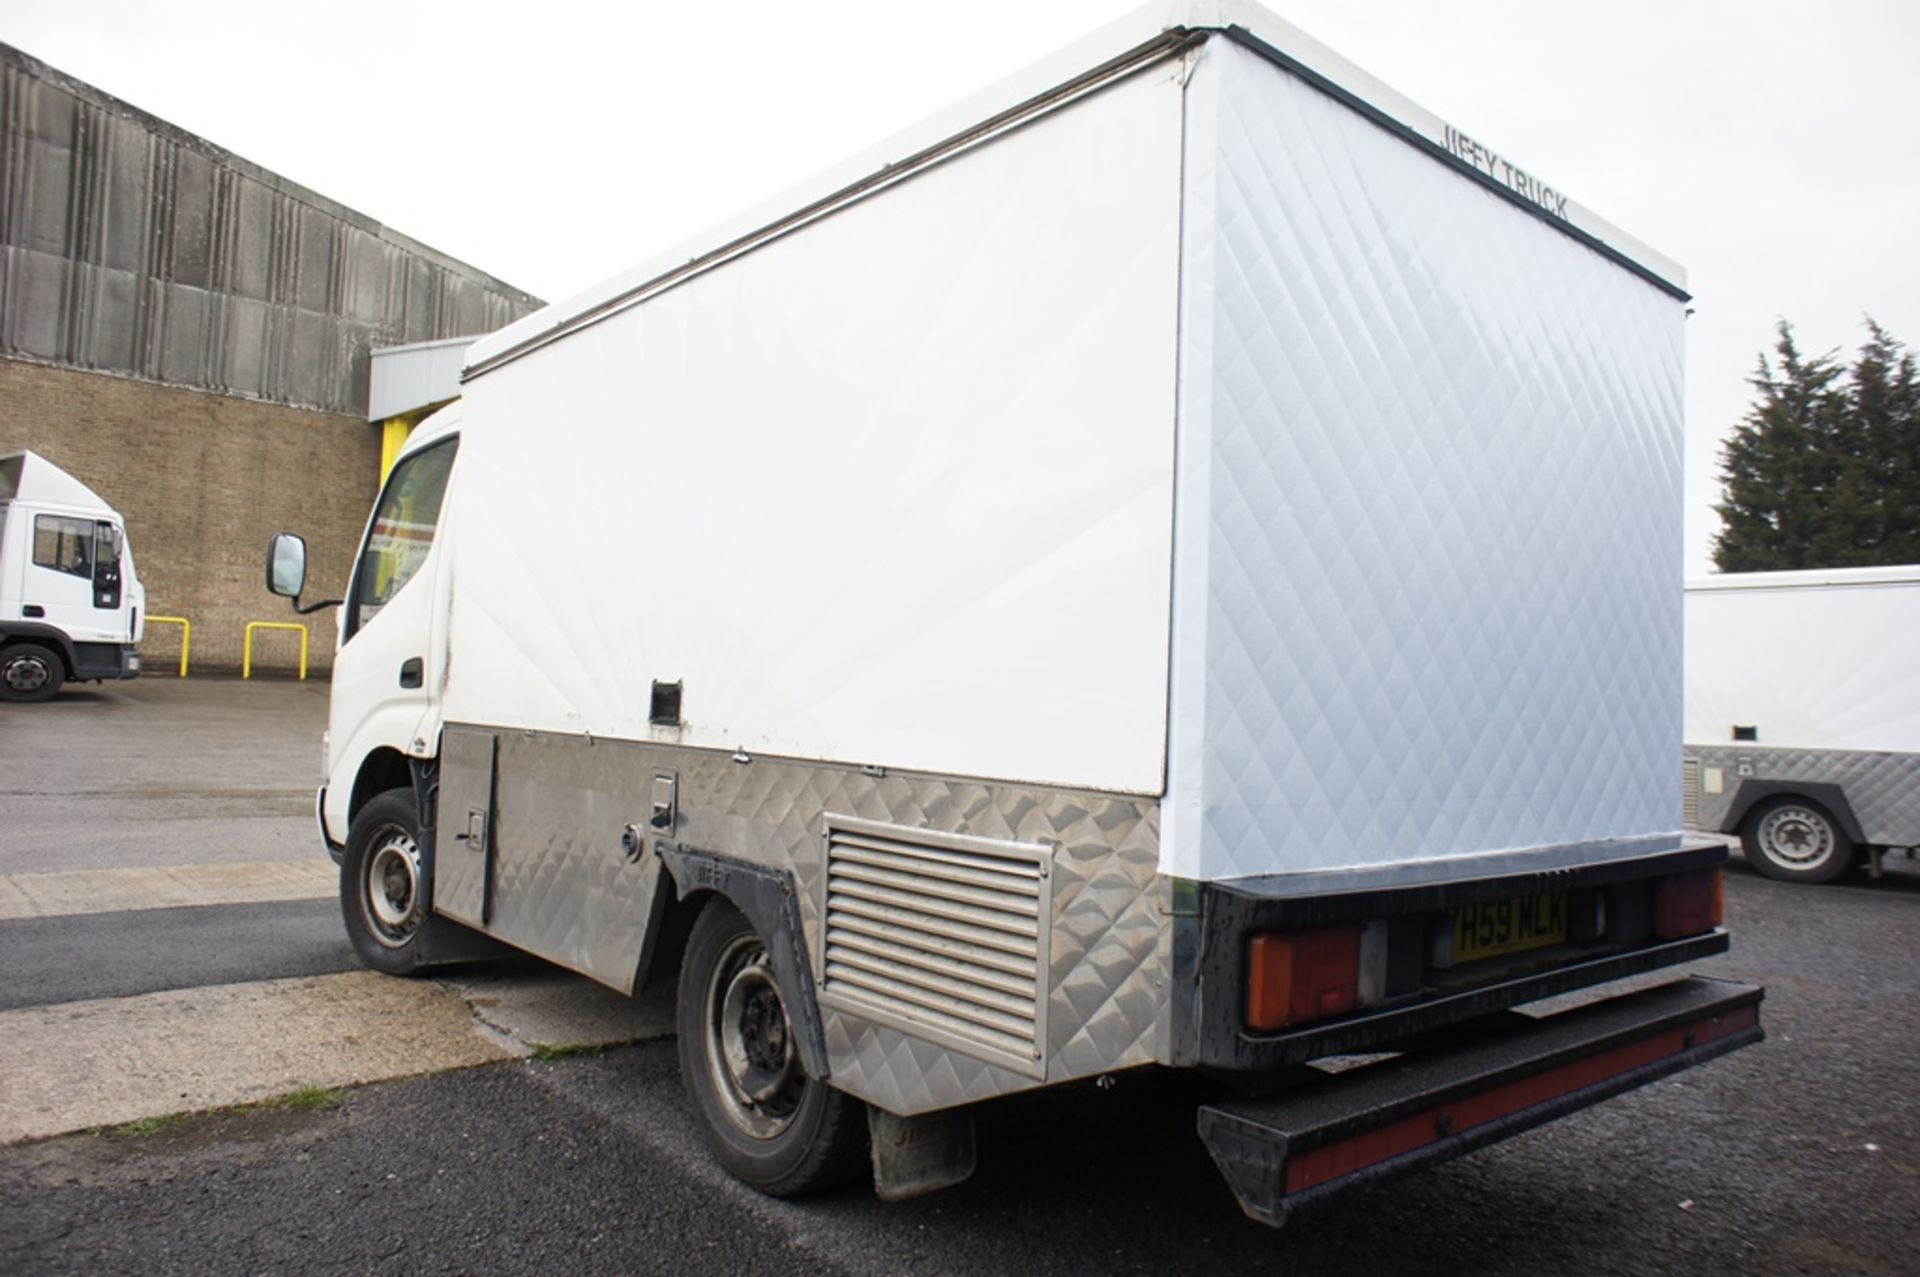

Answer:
[443,65,1184,793]
[1685,567,1920,753]
[1163,41,1688,879]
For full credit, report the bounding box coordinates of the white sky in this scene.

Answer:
[5,0,1917,574]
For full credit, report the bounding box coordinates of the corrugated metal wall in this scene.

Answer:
[0,42,542,416]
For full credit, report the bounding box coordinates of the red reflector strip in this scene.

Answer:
[1281,1003,1760,1195]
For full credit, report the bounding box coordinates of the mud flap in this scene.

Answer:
[1197,976,1763,1228]
[868,1105,979,1201]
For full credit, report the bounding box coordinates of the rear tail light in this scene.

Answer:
[1247,925,1363,1031]
[1653,867,1724,940]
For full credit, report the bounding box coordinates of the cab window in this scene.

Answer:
[346,438,458,639]
[33,515,94,579]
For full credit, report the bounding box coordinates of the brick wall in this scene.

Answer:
[1,356,377,675]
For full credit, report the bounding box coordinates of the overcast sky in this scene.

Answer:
[6,0,1917,574]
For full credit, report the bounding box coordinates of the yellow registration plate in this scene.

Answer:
[1450,893,1569,964]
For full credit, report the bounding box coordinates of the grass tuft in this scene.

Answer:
[110,1114,186,1137]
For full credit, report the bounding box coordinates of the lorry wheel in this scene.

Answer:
[0,643,64,703]
[1741,797,1855,884]
[677,899,867,1196]
[342,787,429,975]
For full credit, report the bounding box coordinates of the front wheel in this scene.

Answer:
[676,900,866,1196]
[0,643,64,703]
[1741,796,1855,884]
[342,787,429,974]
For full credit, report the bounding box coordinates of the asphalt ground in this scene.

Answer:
[3,677,1918,1273]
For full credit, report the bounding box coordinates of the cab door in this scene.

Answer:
[327,437,461,797]
[23,512,117,641]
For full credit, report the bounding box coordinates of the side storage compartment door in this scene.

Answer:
[434,725,497,929]
[436,725,668,993]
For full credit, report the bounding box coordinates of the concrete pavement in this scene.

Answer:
[0,676,672,1142]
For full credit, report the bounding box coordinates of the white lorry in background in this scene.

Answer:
[265,1,1760,1227]
[0,450,144,702]
[1685,565,1920,883]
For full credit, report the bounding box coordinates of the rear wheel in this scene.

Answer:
[1741,796,1854,884]
[676,900,866,1195]
[0,643,64,703]
[342,787,428,974]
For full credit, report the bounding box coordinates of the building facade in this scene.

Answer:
[0,42,542,673]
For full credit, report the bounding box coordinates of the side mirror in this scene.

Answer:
[267,532,308,599]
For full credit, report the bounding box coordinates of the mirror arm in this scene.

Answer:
[290,595,344,616]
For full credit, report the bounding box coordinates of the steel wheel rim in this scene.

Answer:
[3,654,50,693]
[1758,806,1834,870]
[705,932,803,1139]
[363,829,422,947]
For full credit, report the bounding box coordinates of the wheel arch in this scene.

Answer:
[646,844,830,1081]
[1724,779,1868,848]
[348,747,416,827]
[0,624,78,678]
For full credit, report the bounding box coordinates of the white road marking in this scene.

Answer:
[0,860,335,920]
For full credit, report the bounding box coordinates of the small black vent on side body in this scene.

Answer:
[650,680,683,727]
[1732,725,1757,742]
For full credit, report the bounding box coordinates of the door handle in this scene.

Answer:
[399,657,423,689]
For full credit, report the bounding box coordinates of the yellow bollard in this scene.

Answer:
[144,615,192,677]
[242,621,309,681]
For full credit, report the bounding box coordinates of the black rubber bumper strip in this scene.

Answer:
[1197,975,1764,1228]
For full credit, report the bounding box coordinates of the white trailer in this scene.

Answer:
[1685,565,1920,883]
[267,1,1758,1224]
[0,450,145,701]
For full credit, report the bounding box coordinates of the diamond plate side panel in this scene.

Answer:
[434,726,495,927]
[439,726,1168,1115]
[1686,746,1920,845]
[669,755,1169,1115]
[1170,41,1687,880]
[483,732,668,993]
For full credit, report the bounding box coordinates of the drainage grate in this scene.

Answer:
[819,814,1052,1078]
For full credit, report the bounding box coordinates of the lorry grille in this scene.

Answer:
[1682,757,1701,829]
[819,814,1052,1078]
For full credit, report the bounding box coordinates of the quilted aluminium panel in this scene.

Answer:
[1686,745,1920,845]
[1165,40,1688,880]
[440,725,1168,1115]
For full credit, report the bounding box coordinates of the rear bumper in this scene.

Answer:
[1198,976,1763,1227]
[1184,839,1732,1070]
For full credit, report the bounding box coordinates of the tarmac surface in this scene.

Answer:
[2,676,1918,1273]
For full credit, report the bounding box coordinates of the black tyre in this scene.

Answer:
[676,899,867,1196]
[0,643,64,703]
[1741,796,1855,884]
[342,787,429,975]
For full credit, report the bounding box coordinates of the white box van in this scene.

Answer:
[268,1,1758,1225]
[1685,565,1920,882]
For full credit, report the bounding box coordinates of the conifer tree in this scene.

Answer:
[1712,321,1920,571]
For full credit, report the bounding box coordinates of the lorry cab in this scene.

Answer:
[0,450,144,702]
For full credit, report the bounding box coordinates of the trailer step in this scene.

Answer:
[1197,976,1763,1227]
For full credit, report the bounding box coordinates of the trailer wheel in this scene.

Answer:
[0,643,64,703]
[677,900,866,1196]
[342,787,428,975]
[1741,796,1855,884]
